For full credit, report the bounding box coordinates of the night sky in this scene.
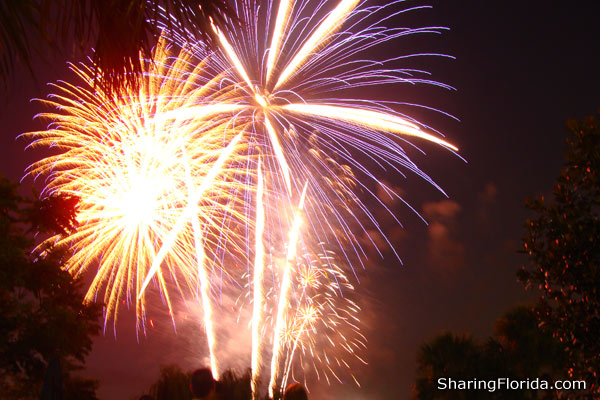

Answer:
[2,1,600,399]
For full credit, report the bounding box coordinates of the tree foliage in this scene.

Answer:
[414,306,567,400]
[149,365,193,400]
[415,333,488,400]
[217,369,252,400]
[141,365,252,400]
[0,0,238,94]
[518,111,600,392]
[0,176,101,399]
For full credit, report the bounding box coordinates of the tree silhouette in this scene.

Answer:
[493,306,567,380]
[216,369,252,400]
[415,333,488,400]
[414,306,567,400]
[0,0,238,93]
[0,176,101,399]
[518,111,600,394]
[142,365,252,400]
[149,365,193,400]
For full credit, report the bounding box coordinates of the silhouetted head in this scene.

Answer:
[190,368,216,398]
[283,383,308,400]
[138,396,154,400]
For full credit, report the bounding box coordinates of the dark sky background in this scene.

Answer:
[2,1,600,399]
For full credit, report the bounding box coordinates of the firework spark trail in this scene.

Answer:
[190,215,220,378]
[212,22,256,94]
[211,19,295,196]
[180,146,221,378]
[251,158,266,398]
[138,131,244,298]
[263,113,293,193]
[273,0,360,91]
[266,0,293,85]
[281,103,459,151]
[268,181,309,399]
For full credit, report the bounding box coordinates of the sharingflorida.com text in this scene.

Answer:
[437,377,586,392]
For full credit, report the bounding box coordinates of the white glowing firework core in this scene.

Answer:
[107,176,157,228]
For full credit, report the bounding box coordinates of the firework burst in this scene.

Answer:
[24,38,253,339]
[26,0,456,397]
[160,0,457,394]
